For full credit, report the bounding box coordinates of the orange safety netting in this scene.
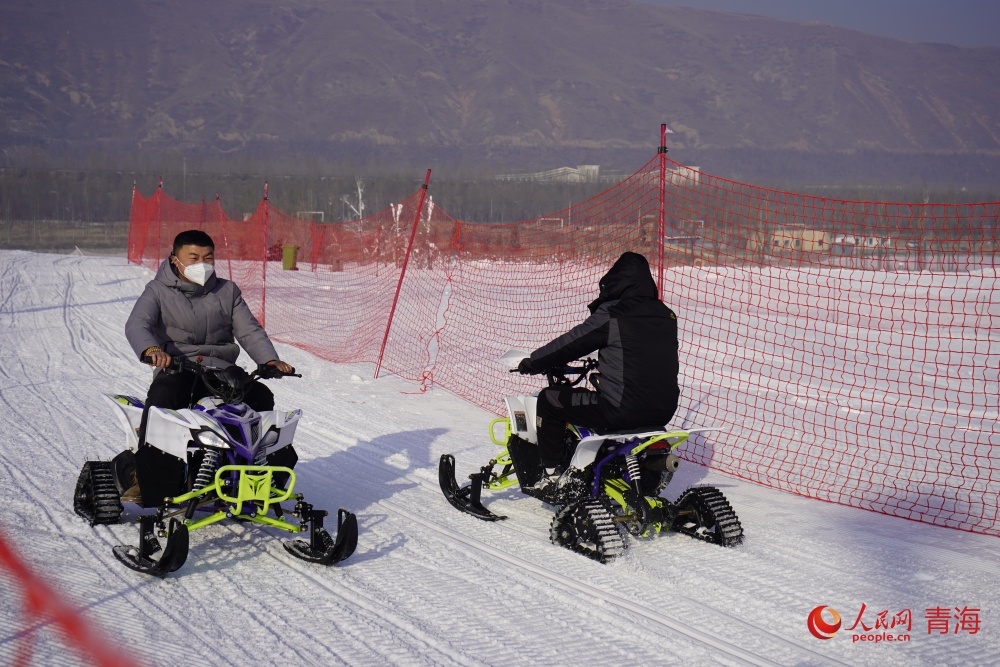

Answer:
[127,136,1000,537]
[0,530,137,667]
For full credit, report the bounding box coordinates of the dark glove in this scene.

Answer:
[517,358,535,375]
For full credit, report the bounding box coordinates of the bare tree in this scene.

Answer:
[341,177,366,221]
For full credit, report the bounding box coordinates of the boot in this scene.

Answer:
[524,467,564,501]
[121,481,142,503]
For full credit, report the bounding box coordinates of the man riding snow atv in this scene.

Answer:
[439,252,742,559]
[122,229,296,504]
[516,251,680,497]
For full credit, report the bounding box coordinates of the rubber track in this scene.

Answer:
[74,461,124,526]
[550,497,627,562]
[673,486,744,546]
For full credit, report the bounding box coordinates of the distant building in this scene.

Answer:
[665,165,701,187]
[497,163,701,185]
[496,165,602,183]
[827,234,891,256]
[749,224,827,254]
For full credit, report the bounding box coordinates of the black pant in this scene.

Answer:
[535,387,613,469]
[145,370,275,412]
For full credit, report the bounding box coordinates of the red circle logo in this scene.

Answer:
[807,606,842,640]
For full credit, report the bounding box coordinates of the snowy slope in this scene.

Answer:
[0,250,997,667]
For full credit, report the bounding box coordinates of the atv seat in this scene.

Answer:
[569,429,684,471]
[590,424,667,436]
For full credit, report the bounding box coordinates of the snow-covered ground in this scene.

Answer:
[1,250,997,667]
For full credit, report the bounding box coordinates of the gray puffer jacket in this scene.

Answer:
[125,258,279,366]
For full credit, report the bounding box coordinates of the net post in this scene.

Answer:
[309,218,322,272]
[657,124,668,293]
[260,181,269,329]
[152,178,162,268]
[128,178,141,264]
[375,169,432,379]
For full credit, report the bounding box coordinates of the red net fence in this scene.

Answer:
[127,136,1000,537]
[0,530,137,667]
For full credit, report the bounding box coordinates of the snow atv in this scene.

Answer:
[74,356,358,577]
[439,356,743,563]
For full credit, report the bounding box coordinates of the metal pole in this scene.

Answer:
[375,169,432,379]
[128,178,140,263]
[154,177,163,268]
[260,181,269,329]
[657,124,668,294]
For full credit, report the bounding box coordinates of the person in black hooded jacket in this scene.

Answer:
[517,252,680,493]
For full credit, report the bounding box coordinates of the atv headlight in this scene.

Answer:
[260,428,279,448]
[195,429,231,449]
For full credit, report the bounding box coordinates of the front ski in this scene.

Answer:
[438,454,506,521]
[283,507,358,565]
[112,516,189,577]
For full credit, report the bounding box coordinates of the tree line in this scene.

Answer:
[2,158,997,253]
[0,167,622,224]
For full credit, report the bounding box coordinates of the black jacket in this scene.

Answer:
[529,252,680,426]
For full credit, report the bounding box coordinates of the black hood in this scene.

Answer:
[588,252,659,313]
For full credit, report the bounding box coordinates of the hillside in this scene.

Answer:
[2,0,999,183]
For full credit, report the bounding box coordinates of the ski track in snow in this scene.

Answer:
[294,420,833,666]
[0,251,997,667]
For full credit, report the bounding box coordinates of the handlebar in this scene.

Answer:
[140,354,300,405]
[510,357,598,388]
[255,363,302,380]
[141,354,299,379]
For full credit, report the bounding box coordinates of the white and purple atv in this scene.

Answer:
[439,351,743,562]
[74,356,358,577]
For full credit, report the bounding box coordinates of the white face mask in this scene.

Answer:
[178,260,215,286]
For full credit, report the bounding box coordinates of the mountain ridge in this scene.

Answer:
[2,0,998,183]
